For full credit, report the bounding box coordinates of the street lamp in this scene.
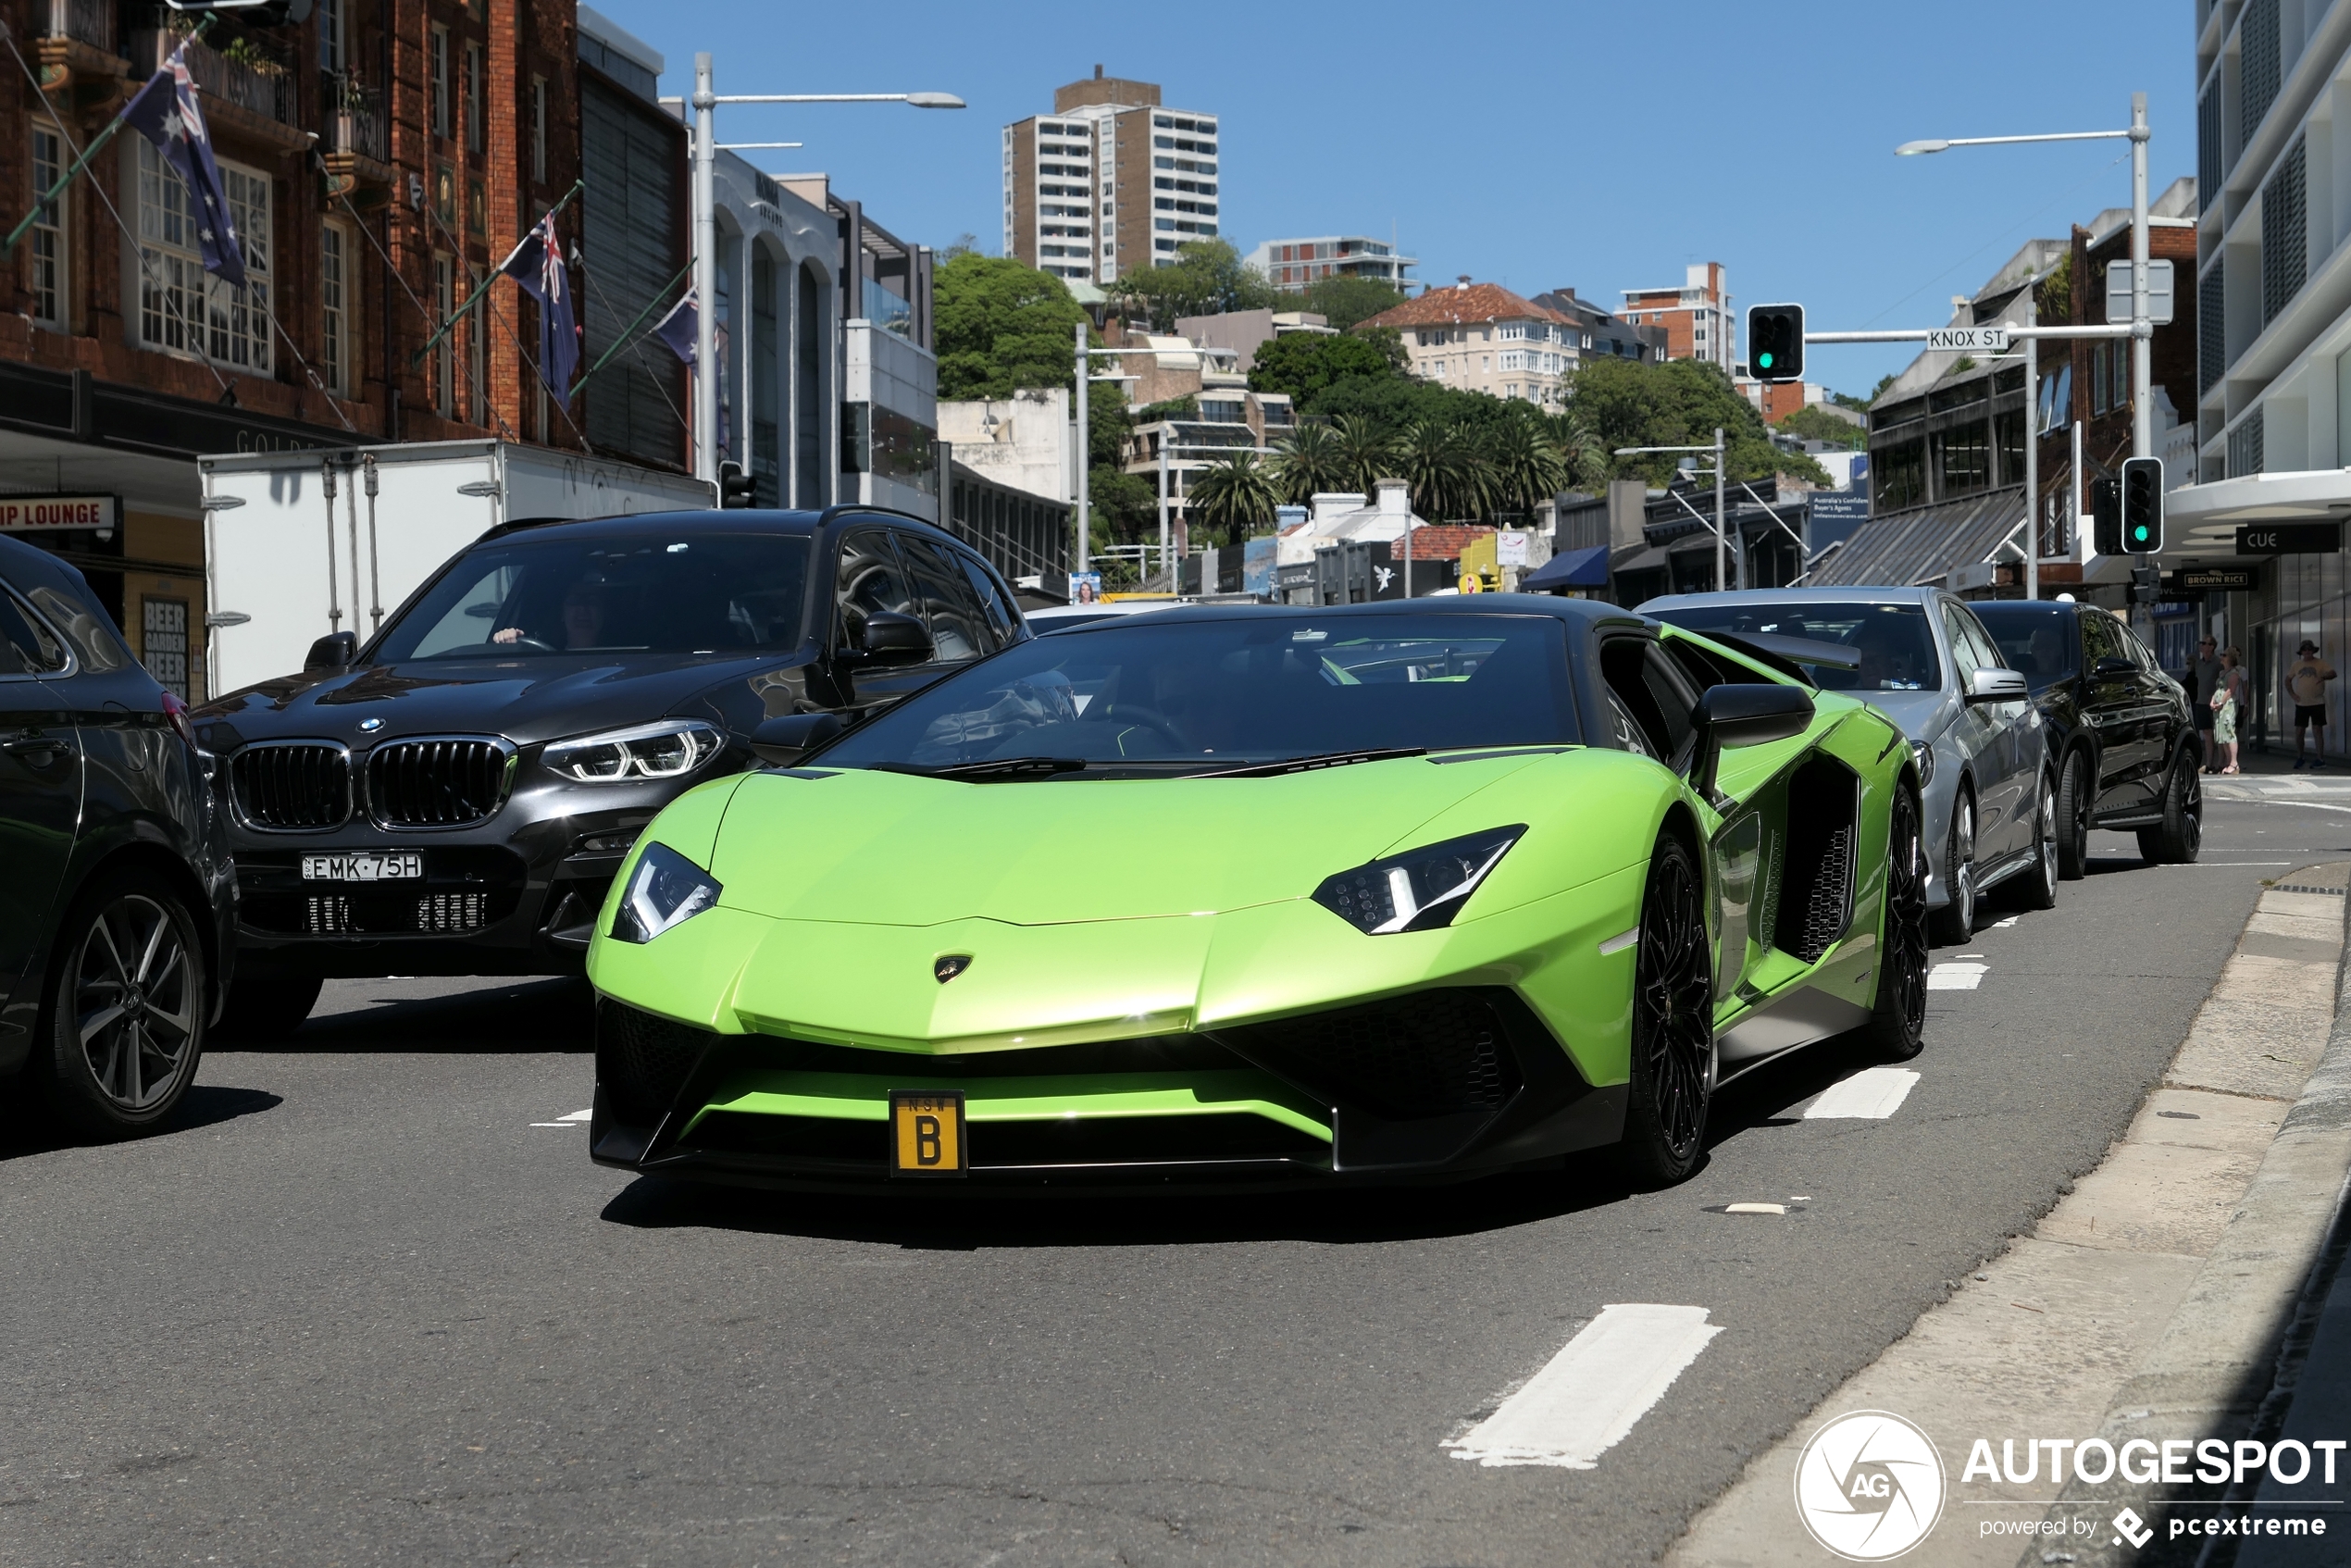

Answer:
[689,56,964,481]
[1895,94,2153,464]
[1618,431,1730,591]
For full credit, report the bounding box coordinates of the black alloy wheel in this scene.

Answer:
[1929,790,1977,945]
[2017,771,2059,911]
[1617,833,1715,1185]
[2055,750,2091,880]
[1861,787,1930,1061]
[2137,750,2204,865]
[41,872,207,1137]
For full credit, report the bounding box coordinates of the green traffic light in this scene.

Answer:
[1759,351,1774,368]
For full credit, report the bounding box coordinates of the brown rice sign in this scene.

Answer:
[0,495,117,531]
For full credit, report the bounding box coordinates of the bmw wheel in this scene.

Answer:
[1617,833,1715,1186]
[2017,771,2059,911]
[40,870,207,1139]
[2055,750,2090,880]
[2137,750,2203,865]
[1860,787,1929,1061]
[1929,791,1976,945]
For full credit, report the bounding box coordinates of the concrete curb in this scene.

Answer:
[2023,893,2351,1567]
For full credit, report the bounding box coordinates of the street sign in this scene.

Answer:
[2105,260,2176,326]
[2236,522,2344,555]
[1927,327,2009,353]
[2174,567,2253,591]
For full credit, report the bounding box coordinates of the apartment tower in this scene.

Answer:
[1001,68,1221,283]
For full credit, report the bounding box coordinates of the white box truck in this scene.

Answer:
[197,440,714,699]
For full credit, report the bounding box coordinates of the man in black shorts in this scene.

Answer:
[2289,639,2337,769]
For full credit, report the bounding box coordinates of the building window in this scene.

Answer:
[321,221,350,393]
[1939,423,1990,494]
[531,78,547,182]
[465,42,483,154]
[135,140,270,369]
[142,598,189,702]
[2092,342,2109,416]
[430,25,451,139]
[434,254,454,416]
[435,165,454,227]
[318,0,344,73]
[467,178,484,236]
[31,121,66,330]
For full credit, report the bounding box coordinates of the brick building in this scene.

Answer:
[2,0,596,692]
[1358,280,1576,407]
[1622,261,1734,371]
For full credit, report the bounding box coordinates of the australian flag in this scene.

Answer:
[122,45,245,286]
[498,213,579,406]
[652,290,728,453]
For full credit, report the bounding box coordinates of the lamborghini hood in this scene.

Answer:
[705,748,1572,927]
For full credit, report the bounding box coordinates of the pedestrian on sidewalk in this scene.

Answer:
[2193,635,2222,772]
[2213,646,2245,775]
[2288,639,2337,769]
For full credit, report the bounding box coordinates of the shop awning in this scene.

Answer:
[1523,543,1610,590]
[1806,487,2025,589]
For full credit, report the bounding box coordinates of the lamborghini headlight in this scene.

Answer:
[544,719,724,783]
[1312,826,1526,935]
[610,841,722,943]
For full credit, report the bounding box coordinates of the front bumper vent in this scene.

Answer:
[230,743,352,830]
[366,737,514,828]
[598,1000,718,1124]
[1213,989,1524,1120]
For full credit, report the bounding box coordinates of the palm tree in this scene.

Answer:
[1267,422,1349,504]
[1187,450,1284,544]
[1398,418,1491,522]
[1547,411,1611,492]
[1330,414,1403,497]
[1486,415,1569,520]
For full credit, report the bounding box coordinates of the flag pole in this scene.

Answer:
[410,177,587,367]
[2,15,214,257]
[570,255,695,391]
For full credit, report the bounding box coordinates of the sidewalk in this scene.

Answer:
[1665,864,2351,1568]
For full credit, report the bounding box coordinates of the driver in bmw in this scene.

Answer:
[493,578,608,650]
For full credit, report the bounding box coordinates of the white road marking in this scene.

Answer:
[529,1111,594,1127]
[1987,915,2019,929]
[1444,1304,1722,1470]
[1598,927,1639,956]
[1803,1067,1922,1120]
[1723,1202,1786,1215]
[1927,962,1987,990]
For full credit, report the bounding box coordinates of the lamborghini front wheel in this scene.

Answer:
[1618,832,1714,1186]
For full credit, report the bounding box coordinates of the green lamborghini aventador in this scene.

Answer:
[586,597,1927,1189]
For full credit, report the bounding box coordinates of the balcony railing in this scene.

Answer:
[132,22,295,127]
[325,77,385,161]
[46,0,114,51]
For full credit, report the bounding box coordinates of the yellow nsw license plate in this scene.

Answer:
[889,1091,967,1176]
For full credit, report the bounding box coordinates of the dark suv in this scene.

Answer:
[192,506,1026,1037]
[0,532,236,1137]
[1972,600,2199,873]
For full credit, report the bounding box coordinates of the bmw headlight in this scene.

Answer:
[544,719,723,782]
[1312,826,1525,935]
[1909,739,1935,786]
[610,841,722,943]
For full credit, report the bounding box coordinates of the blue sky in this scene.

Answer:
[593,0,2197,398]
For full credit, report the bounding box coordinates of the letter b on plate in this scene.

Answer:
[889,1091,967,1176]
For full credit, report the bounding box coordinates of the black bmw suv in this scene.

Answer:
[0,532,236,1137]
[193,506,1026,1037]
[1972,599,2199,874]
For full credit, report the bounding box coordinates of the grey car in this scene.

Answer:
[1641,587,2053,943]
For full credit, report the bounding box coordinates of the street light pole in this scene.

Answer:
[2130,91,2152,462]
[1716,426,1729,592]
[683,64,964,486]
[1074,320,1089,577]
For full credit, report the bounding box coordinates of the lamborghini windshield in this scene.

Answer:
[1648,601,1942,691]
[815,613,1581,777]
[371,530,810,661]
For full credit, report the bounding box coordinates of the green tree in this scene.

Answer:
[1106,239,1277,329]
[1486,414,1569,519]
[1542,409,1611,492]
[1330,413,1405,495]
[1300,274,1406,331]
[1867,372,1899,404]
[1566,356,1828,487]
[1267,421,1350,503]
[933,254,1088,399]
[1397,418,1492,522]
[1188,450,1285,545]
[1088,465,1157,576]
[1247,331,1397,405]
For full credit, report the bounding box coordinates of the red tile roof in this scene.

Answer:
[1358,284,1564,331]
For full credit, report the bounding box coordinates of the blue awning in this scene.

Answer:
[1523,543,1611,590]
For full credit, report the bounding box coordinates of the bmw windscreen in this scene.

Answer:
[1650,602,1942,692]
[369,531,810,660]
[810,614,1579,778]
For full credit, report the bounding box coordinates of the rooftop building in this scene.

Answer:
[1245,237,1416,292]
[1001,68,1221,284]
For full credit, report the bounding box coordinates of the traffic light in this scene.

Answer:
[1748,304,1805,382]
[2091,476,2121,557]
[717,460,755,509]
[2121,455,2164,554]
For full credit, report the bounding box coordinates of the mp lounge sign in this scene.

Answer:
[0,494,118,532]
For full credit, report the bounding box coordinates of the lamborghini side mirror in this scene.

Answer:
[1693,683,1813,802]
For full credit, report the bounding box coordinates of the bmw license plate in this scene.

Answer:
[889,1090,967,1176]
[301,852,424,883]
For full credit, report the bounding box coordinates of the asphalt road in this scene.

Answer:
[4,798,2345,1568]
